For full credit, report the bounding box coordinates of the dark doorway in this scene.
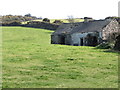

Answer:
[59,35,65,44]
[80,38,84,46]
[92,36,98,46]
[86,35,98,46]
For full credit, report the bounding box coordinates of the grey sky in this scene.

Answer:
[0,0,119,19]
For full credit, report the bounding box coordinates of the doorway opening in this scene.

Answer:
[80,38,84,46]
[86,35,98,46]
[59,35,65,44]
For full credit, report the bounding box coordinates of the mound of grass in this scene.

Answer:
[2,26,118,88]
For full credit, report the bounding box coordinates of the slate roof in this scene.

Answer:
[52,19,112,35]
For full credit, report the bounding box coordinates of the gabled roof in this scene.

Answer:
[52,19,113,35]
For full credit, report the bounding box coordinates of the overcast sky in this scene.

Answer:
[0,0,119,19]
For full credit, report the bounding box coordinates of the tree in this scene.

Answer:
[25,13,31,17]
[67,15,75,23]
[84,17,93,22]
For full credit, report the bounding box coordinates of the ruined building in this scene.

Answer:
[51,18,119,46]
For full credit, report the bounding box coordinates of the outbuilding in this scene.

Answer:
[51,19,119,46]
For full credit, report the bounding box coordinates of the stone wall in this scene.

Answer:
[51,35,59,44]
[51,34,72,45]
[52,32,102,46]
[71,32,101,46]
[24,21,60,30]
[102,19,119,40]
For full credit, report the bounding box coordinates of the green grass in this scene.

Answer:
[49,18,84,23]
[22,18,84,24]
[2,26,118,88]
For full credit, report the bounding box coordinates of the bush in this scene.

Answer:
[24,13,31,17]
[53,20,63,24]
[114,35,120,51]
[9,21,21,25]
[43,18,50,22]
[96,42,112,49]
[2,21,21,26]
[2,15,37,23]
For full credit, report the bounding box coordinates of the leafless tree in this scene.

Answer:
[67,15,76,23]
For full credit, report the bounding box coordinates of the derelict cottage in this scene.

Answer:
[51,18,119,46]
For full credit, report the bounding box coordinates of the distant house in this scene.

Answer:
[51,18,119,46]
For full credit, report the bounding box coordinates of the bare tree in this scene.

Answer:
[67,15,76,23]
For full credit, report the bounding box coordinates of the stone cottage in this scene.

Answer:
[51,19,119,46]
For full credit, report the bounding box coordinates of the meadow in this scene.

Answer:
[22,18,84,24]
[2,26,118,88]
[33,18,84,23]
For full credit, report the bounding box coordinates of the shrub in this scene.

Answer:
[53,20,63,24]
[9,21,21,25]
[24,13,31,17]
[2,21,21,26]
[43,18,50,23]
[114,35,120,51]
[96,42,112,49]
[2,15,37,23]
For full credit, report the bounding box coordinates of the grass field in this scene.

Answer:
[2,26,118,88]
[22,18,84,24]
[33,18,84,23]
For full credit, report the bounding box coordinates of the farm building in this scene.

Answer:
[51,18,119,46]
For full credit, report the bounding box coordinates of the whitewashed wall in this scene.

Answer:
[71,32,101,46]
